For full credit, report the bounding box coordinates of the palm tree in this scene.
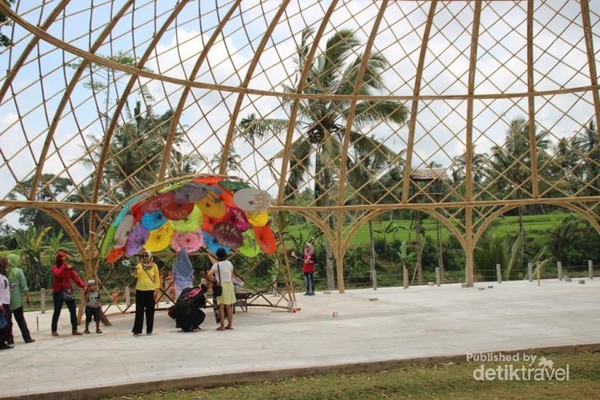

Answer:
[0,0,15,47]
[239,28,408,289]
[573,120,599,195]
[84,101,185,199]
[484,118,551,274]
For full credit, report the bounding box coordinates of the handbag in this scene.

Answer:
[213,263,223,297]
[62,288,75,301]
[0,310,7,330]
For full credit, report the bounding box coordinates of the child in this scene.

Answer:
[84,279,102,334]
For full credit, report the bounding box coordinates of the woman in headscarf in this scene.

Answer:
[131,250,160,336]
[51,251,85,336]
[172,249,194,300]
[302,243,315,296]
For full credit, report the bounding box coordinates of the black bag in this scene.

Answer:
[213,262,223,297]
[62,288,75,301]
[213,284,223,297]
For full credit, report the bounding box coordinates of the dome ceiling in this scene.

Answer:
[0,1,599,286]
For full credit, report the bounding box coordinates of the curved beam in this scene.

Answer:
[401,0,437,202]
[27,1,135,201]
[158,0,243,179]
[219,0,291,174]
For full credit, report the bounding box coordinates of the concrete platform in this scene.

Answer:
[2,279,599,399]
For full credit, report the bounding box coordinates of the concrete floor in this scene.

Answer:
[2,278,599,399]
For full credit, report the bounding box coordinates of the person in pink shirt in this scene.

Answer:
[51,252,85,336]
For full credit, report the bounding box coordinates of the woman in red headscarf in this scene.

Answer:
[51,252,85,336]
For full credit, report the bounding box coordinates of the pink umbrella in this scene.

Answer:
[225,206,250,232]
[171,231,204,253]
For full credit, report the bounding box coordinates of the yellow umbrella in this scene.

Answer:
[197,191,226,218]
[144,223,174,252]
[246,210,269,227]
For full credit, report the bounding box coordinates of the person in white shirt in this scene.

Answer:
[207,248,236,331]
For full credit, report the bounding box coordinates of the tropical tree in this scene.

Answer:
[239,28,408,289]
[573,120,599,195]
[484,118,551,273]
[84,101,186,199]
[0,0,15,47]
[13,226,52,290]
[8,174,74,232]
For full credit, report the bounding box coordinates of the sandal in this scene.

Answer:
[96,329,102,334]
[216,327,225,331]
[84,330,91,334]
[225,326,234,330]
[51,332,59,337]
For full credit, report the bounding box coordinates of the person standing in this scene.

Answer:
[83,279,102,334]
[131,250,160,336]
[302,243,316,296]
[0,257,13,350]
[51,251,85,336]
[207,248,236,331]
[7,254,34,344]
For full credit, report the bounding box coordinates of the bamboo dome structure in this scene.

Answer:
[0,1,599,292]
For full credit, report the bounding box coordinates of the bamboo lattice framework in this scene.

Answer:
[0,1,599,292]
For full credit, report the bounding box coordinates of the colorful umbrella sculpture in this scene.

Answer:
[102,176,276,261]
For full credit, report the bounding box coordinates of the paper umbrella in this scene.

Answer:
[101,176,276,262]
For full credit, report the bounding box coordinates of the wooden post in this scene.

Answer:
[536,261,541,286]
[557,261,563,281]
[435,267,441,286]
[589,260,594,279]
[372,269,377,291]
[403,265,409,289]
[496,264,502,283]
[40,288,46,314]
[528,262,533,282]
[125,286,131,306]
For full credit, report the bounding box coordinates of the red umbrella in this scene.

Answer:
[107,246,126,263]
[253,225,277,255]
[160,200,194,220]
[141,192,175,213]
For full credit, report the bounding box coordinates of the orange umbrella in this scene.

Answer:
[253,225,276,255]
[106,246,126,263]
[193,176,223,185]
[202,212,227,233]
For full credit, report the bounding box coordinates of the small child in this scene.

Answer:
[84,279,102,334]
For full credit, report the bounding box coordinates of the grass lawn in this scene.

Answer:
[104,351,600,400]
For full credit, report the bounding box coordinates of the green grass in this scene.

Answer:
[103,351,600,400]
[285,212,572,248]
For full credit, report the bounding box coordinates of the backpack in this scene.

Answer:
[175,286,202,316]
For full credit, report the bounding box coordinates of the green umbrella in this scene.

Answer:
[169,206,203,232]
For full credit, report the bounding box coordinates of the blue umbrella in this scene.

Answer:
[203,231,231,254]
[141,210,167,231]
[111,195,139,227]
